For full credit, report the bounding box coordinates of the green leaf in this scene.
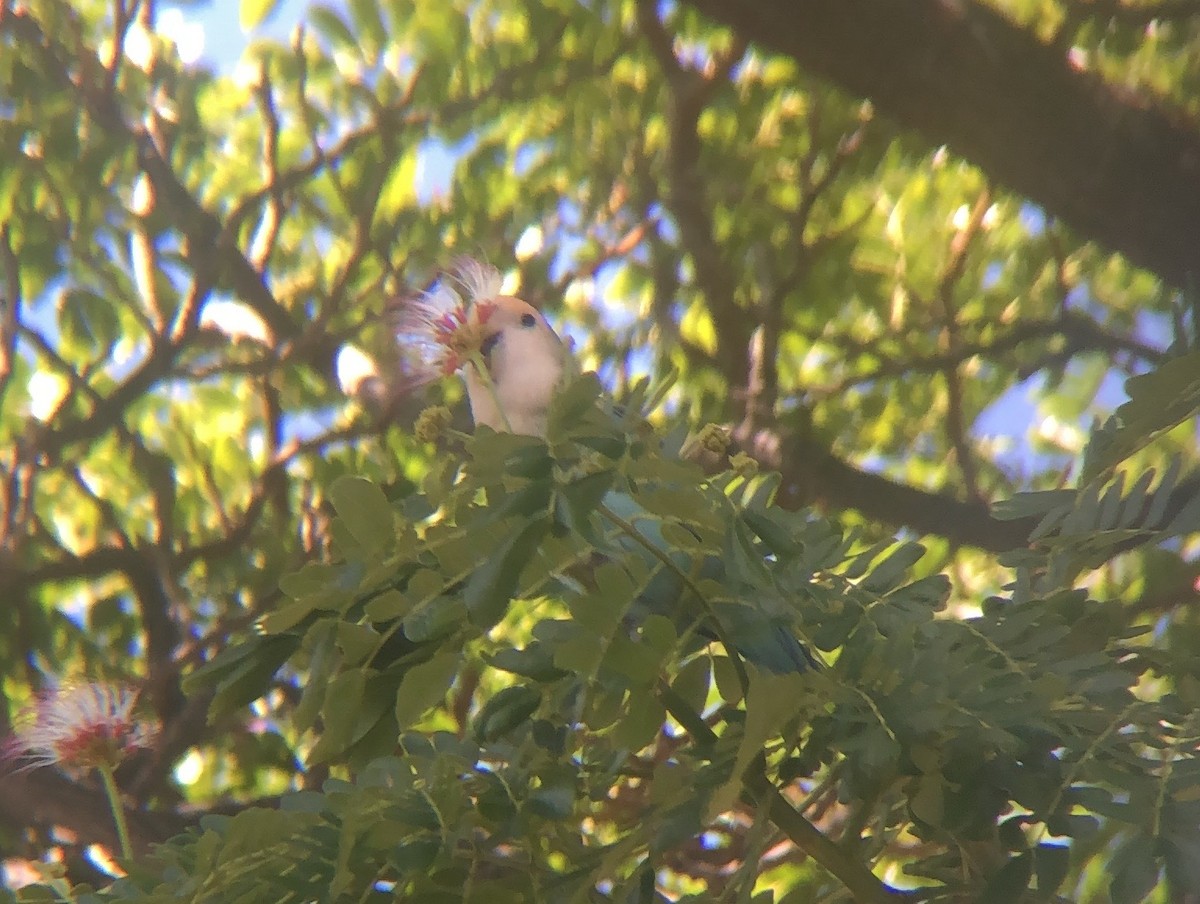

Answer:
[310,668,368,759]
[1109,833,1161,904]
[336,621,380,666]
[489,640,567,681]
[189,635,297,720]
[278,563,343,599]
[670,656,712,715]
[348,0,386,62]
[375,151,419,222]
[258,597,318,634]
[239,0,280,30]
[859,541,924,593]
[526,783,576,820]
[330,476,396,554]
[603,634,664,687]
[993,490,1076,521]
[712,656,744,705]
[568,561,635,636]
[740,508,801,557]
[394,650,460,728]
[464,518,548,629]
[392,839,440,873]
[364,589,410,622]
[710,671,807,820]
[58,288,120,354]
[309,669,395,764]
[1144,456,1182,527]
[583,685,624,731]
[294,621,337,732]
[655,796,707,854]
[1083,350,1200,479]
[309,3,357,50]
[1097,473,1126,530]
[910,774,945,827]
[1033,843,1070,901]
[980,852,1033,904]
[17,884,61,902]
[1163,832,1200,895]
[559,470,617,533]
[475,771,518,823]
[611,697,665,750]
[1163,487,1200,536]
[474,685,541,742]
[552,624,605,675]
[547,372,604,432]
[403,594,467,643]
[724,518,773,587]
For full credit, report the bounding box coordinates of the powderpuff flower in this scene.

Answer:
[6,682,155,774]
[391,258,503,387]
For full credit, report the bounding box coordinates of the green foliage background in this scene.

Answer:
[2,0,1200,902]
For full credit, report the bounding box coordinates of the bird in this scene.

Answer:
[461,293,567,438]
[407,260,815,675]
[191,261,812,752]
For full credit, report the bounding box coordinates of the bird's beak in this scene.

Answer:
[479,328,501,368]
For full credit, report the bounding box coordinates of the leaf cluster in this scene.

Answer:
[70,375,1197,903]
[3,0,1200,901]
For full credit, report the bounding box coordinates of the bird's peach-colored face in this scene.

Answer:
[464,295,565,436]
[475,296,551,360]
[391,259,566,436]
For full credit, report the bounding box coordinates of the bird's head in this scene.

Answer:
[464,293,566,437]
[393,259,566,437]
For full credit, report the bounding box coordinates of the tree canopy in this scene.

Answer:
[2,0,1200,901]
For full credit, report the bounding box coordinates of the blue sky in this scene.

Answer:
[174,0,306,62]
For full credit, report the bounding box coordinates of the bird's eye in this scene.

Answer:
[520,312,537,328]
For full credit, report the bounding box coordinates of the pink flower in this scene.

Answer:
[6,682,155,774]
[391,258,503,387]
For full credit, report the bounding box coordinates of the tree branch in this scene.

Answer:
[936,187,993,504]
[0,224,20,411]
[636,0,753,386]
[805,311,1164,400]
[0,767,192,857]
[743,767,909,903]
[679,0,1200,290]
[658,687,906,903]
[736,414,1039,552]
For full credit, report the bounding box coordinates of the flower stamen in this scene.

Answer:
[4,681,156,861]
[391,259,503,388]
[5,682,154,774]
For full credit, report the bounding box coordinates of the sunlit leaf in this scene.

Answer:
[239,0,280,30]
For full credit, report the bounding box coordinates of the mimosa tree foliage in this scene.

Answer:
[2,1,1200,902]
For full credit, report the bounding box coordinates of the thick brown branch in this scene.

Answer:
[744,416,1197,556]
[124,550,186,725]
[679,0,1200,290]
[737,416,1039,552]
[0,767,191,857]
[0,763,287,858]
